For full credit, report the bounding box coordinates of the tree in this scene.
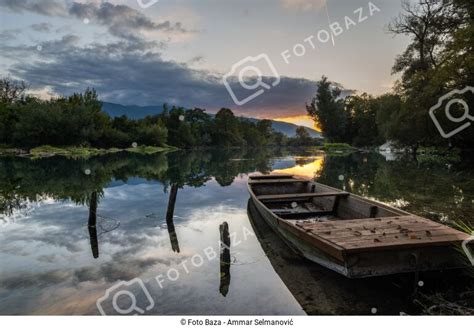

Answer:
[0,77,27,105]
[344,94,381,147]
[211,108,244,147]
[307,76,347,142]
[389,0,461,87]
[374,94,403,142]
[386,0,474,153]
[256,119,273,145]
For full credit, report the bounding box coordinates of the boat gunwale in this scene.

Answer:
[247,174,470,260]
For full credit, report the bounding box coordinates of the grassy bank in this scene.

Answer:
[320,143,357,154]
[0,145,175,158]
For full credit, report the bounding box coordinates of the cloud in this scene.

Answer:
[30,22,52,32]
[0,1,348,119]
[6,35,325,117]
[0,28,21,42]
[0,0,191,42]
[0,0,68,16]
[68,1,189,39]
[280,0,327,12]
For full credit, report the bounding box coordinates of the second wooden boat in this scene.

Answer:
[248,174,471,278]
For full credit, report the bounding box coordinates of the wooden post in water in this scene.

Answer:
[166,183,180,253]
[88,191,99,259]
[219,221,231,297]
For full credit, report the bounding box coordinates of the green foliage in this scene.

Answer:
[0,85,169,150]
[0,148,280,214]
[386,0,474,151]
[305,1,473,153]
[306,76,346,143]
[307,78,385,147]
[0,79,290,151]
[126,145,168,154]
[286,126,318,147]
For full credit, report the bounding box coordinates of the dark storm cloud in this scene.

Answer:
[0,1,343,117]
[8,39,323,117]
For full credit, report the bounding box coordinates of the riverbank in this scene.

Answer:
[0,145,175,158]
[0,143,356,159]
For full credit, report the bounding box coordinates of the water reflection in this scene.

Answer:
[273,155,325,179]
[219,222,231,297]
[0,149,473,314]
[87,191,99,259]
[165,184,180,253]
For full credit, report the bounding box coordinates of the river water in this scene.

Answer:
[0,149,472,314]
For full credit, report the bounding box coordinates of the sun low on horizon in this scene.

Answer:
[273,115,321,131]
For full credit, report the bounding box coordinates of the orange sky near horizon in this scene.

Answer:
[273,115,321,131]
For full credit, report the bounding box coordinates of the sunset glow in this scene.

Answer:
[273,115,321,131]
[273,156,325,179]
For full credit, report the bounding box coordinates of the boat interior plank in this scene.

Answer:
[248,178,309,185]
[278,211,334,219]
[257,192,350,201]
[249,174,294,180]
[288,216,469,253]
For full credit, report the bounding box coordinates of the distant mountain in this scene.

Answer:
[101,102,322,138]
[242,117,321,138]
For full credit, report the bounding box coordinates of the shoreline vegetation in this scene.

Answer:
[0,145,175,158]
[0,142,464,162]
[306,1,473,158]
[0,79,321,156]
[0,143,358,159]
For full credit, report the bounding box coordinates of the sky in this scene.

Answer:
[0,0,410,127]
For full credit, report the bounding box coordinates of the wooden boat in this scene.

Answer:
[248,174,471,278]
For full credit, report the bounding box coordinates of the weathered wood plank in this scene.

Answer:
[295,216,438,231]
[257,192,350,201]
[279,211,334,219]
[311,224,452,241]
[328,227,465,243]
[277,218,346,261]
[249,174,294,180]
[248,178,309,185]
[289,215,469,252]
[342,234,467,253]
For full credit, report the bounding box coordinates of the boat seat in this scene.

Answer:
[257,192,349,202]
[249,174,294,180]
[248,178,309,185]
[276,210,334,219]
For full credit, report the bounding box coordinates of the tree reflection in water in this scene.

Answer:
[0,149,473,228]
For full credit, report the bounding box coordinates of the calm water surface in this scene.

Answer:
[0,149,473,315]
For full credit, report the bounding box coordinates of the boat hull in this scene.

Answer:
[248,179,467,278]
